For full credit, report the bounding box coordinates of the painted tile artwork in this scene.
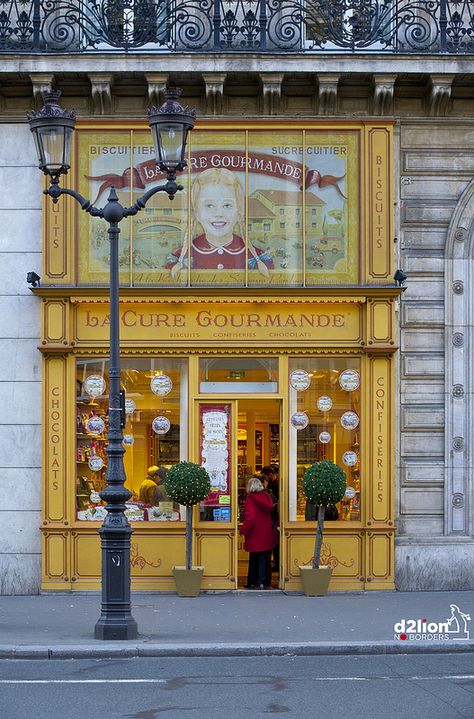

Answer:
[76,128,360,286]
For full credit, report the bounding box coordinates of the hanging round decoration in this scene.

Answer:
[125,398,136,415]
[90,491,102,504]
[342,450,358,467]
[86,415,105,435]
[84,374,106,398]
[88,456,103,472]
[152,415,171,435]
[123,434,134,446]
[317,395,333,412]
[345,487,357,499]
[339,369,360,392]
[150,374,173,396]
[340,411,360,430]
[319,431,331,444]
[290,411,309,430]
[289,369,311,391]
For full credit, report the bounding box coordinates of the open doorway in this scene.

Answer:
[237,398,280,589]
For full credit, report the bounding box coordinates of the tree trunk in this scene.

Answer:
[313,504,325,569]
[185,505,193,571]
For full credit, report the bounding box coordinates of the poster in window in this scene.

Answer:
[199,404,232,508]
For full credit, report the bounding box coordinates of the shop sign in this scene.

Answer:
[201,409,229,493]
[290,369,311,391]
[76,301,362,346]
[150,374,173,396]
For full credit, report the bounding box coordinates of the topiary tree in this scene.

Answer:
[164,462,211,570]
[302,460,346,569]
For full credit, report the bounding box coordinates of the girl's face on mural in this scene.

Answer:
[195,183,239,244]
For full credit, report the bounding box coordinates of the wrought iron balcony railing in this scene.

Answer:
[1,1,473,54]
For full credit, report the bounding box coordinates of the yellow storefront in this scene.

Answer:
[38,120,398,592]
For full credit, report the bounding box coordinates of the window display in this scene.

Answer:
[289,357,361,522]
[76,358,187,521]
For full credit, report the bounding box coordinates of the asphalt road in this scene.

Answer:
[0,653,473,718]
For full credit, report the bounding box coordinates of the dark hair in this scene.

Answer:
[260,465,274,477]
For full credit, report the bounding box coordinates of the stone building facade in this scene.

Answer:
[0,2,473,593]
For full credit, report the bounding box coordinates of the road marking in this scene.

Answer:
[0,679,168,684]
[0,675,473,685]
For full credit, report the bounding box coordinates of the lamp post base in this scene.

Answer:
[94,614,138,641]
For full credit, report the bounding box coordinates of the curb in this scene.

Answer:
[1,640,473,659]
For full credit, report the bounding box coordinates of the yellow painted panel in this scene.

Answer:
[74,301,363,347]
[287,533,361,578]
[369,356,393,523]
[44,532,68,578]
[44,192,68,281]
[44,356,67,523]
[43,300,68,344]
[368,533,393,580]
[196,533,233,578]
[366,126,392,281]
[130,535,185,577]
[73,533,101,578]
[369,300,394,345]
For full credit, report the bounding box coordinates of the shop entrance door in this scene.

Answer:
[195,398,281,591]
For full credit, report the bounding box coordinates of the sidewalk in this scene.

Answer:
[0,590,473,659]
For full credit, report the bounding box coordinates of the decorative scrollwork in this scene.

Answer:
[452,332,464,347]
[0,1,473,53]
[452,436,464,452]
[453,280,464,295]
[130,542,162,570]
[296,542,355,570]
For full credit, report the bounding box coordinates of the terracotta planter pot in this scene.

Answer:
[173,566,204,597]
[299,565,333,596]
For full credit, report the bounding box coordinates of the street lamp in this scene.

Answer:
[28,88,196,640]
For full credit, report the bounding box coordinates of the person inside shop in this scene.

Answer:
[240,477,276,590]
[261,465,279,573]
[139,465,168,505]
[152,466,169,504]
[305,501,339,521]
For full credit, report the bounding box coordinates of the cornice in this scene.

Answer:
[34,286,404,302]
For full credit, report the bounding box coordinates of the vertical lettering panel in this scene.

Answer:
[44,177,73,283]
[366,126,393,281]
[44,355,68,523]
[368,355,393,523]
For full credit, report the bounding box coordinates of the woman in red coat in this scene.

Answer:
[240,478,276,589]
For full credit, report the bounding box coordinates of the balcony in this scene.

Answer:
[0,0,473,55]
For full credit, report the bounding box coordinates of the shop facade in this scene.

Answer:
[39,120,398,591]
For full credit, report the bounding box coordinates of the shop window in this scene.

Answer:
[199,357,278,393]
[288,357,361,522]
[75,357,187,522]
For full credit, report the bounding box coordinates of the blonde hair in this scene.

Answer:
[191,167,244,240]
[247,477,264,494]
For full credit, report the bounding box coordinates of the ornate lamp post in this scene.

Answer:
[28,88,196,640]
